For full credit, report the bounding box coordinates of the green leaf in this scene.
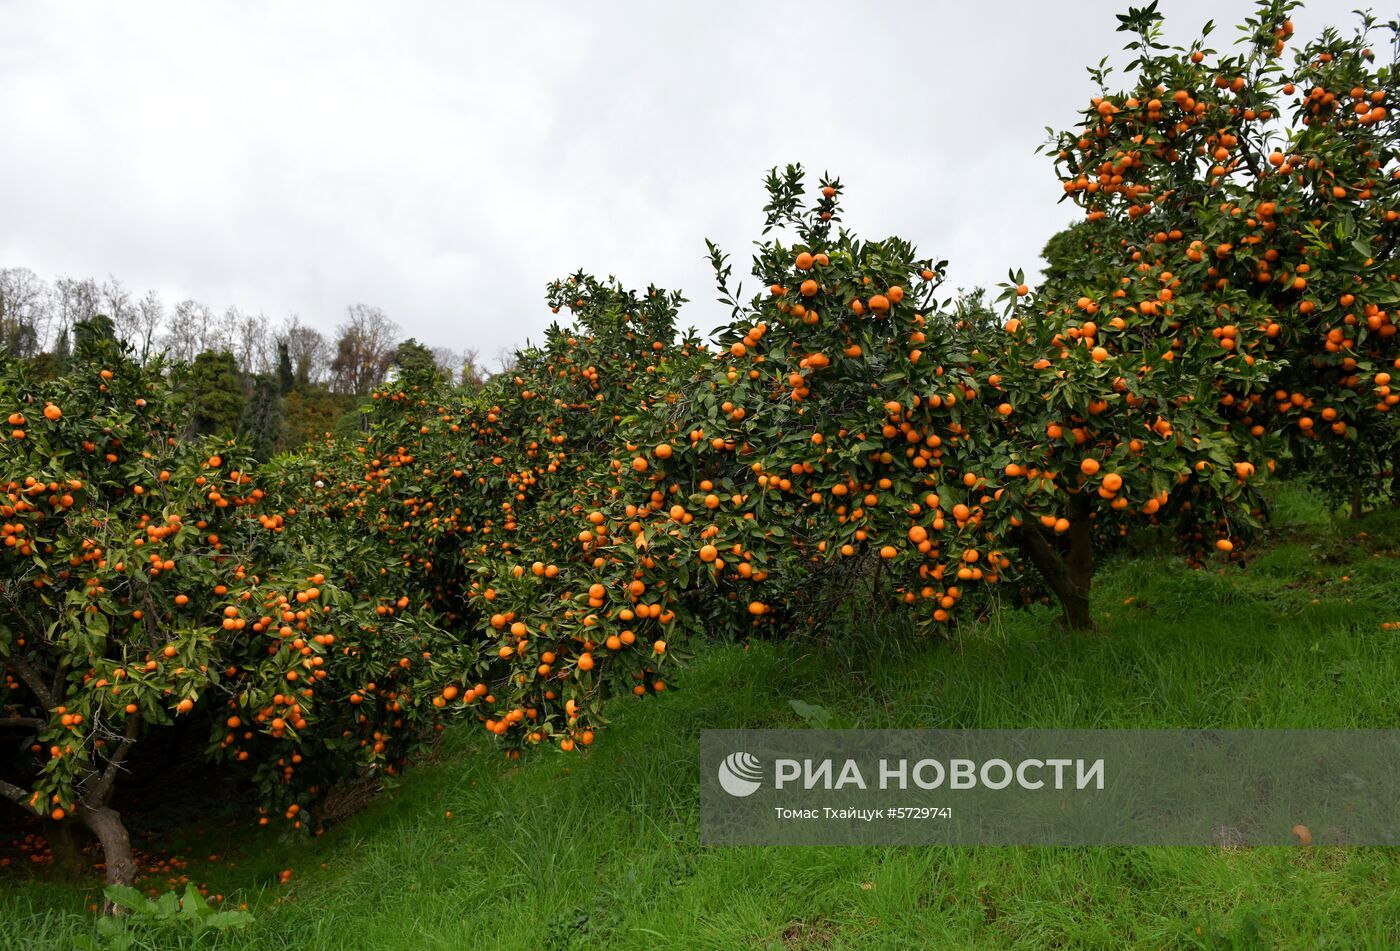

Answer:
[101,884,150,914]
[154,890,180,917]
[180,883,212,920]
[788,699,832,728]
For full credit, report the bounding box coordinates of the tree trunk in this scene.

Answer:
[1058,578,1093,631]
[46,818,87,881]
[77,803,136,912]
[1350,479,1364,521]
[1062,493,1094,630]
[1016,494,1095,631]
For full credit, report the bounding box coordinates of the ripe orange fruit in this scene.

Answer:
[1080,458,1101,476]
[795,252,815,270]
[43,404,61,421]
[654,443,673,459]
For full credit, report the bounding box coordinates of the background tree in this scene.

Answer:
[50,276,102,362]
[162,300,217,365]
[226,307,274,376]
[329,304,397,396]
[0,267,49,357]
[458,348,487,388]
[431,345,468,384]
[72,314,117,353]
[391,337,442,384]
[276,340,296,395]
[240,373,282,461]
[279,316,330,388]
[98,277,132,340]
[185,350,246,436]
[131,289,165,364]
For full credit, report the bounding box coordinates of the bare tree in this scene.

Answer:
[161,299,219,364]
[50,276,102,356]
[457,347,487,388]
[278,315,330,387]
[227,307,271,376]
[431,346,463,384]
[101,277,133,337]
[330,304,398,395]
[130,290,164,364]
[0,267,50,357]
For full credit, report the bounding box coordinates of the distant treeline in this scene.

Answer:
[0,267,491,456]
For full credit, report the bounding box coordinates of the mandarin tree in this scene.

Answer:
[285,272,709,750]
[1049,0,1400,517]
[1,331,465,901]
[452,167,1023,748]
[982,248,1276,628]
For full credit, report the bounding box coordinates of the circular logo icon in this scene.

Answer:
[717,751,764,797]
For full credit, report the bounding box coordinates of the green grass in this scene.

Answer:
[4,483,1400,949]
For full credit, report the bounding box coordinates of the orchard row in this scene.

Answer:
[1,0,1395,896]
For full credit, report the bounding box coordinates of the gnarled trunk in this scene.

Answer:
[77,803,137,913]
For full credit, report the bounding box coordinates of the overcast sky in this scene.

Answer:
[0,0,1368,364]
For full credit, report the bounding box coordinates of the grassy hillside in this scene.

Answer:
[3,485,1399,949]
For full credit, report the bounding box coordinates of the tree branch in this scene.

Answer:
[3,654,56,709]
[86,715,141,807]
[0,717,45,731]
[50,660,70,709]
[1236,133,1262,182]
[0,778,31,806]
[1013,520,1070,600]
